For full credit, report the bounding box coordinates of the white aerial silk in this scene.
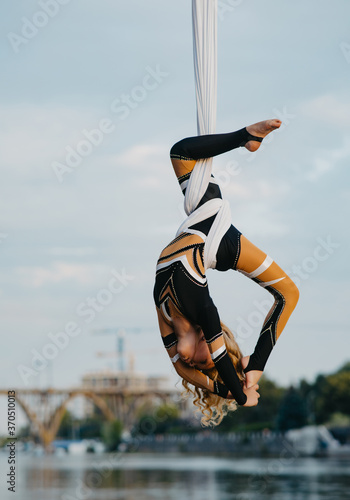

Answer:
[176,0,231,271]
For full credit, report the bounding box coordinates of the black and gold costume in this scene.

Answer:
[154,127,299,405]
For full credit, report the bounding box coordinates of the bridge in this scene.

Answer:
[0,386,183,450]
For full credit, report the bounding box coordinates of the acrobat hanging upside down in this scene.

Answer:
[153,119,299,427]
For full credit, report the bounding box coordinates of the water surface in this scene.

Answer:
[1,452,349,500]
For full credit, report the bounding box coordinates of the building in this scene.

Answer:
[80,369,190,422]
[82,369,171,393]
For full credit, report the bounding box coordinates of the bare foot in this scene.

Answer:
[245,119,282,152]
[241,355,263,388]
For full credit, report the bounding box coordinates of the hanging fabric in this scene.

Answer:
[176,0,232,271]
[185,0,217,214]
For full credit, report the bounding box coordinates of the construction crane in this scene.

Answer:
[92,327,158,372]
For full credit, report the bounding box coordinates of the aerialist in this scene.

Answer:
[153,120,299,426]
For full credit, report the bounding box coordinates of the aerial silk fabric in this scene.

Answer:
[177,0,231,271]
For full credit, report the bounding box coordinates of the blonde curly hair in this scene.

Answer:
[181,322,245,427]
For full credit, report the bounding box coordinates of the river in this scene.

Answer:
[1,451,350,500]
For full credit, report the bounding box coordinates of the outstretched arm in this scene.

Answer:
[175,277,248,405]
[192,299,248,406]
[236,235,299,387]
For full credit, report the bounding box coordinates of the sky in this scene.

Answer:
[0,0,350,428]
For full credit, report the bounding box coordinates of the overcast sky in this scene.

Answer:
[1,0,349,428]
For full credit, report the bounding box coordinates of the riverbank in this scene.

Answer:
[126,426,350,458]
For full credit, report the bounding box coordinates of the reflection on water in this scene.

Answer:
[1,452,350,500]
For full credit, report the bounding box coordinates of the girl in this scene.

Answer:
[153,120,299,426]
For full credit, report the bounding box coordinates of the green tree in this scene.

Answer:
[57,409,75,439]
[79,416,104,439]
[216,375,285,432]
[314,370,350,424]
[135,402,181,435]
[338,362,350,373]
[276,386,308,431]
[102,419,123,451]
[17,424,31,440]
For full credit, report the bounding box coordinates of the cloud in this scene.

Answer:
[15,261,108,288]
[1,0,349,393]
[223,178,291,201]
[305,137,350,182]
[0,104,108,181]
[48,247,96,257]
[112,144,168,170]
[301,94,350,128]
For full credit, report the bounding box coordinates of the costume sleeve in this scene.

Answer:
[181,286,247,406]
[197,299,247,406]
